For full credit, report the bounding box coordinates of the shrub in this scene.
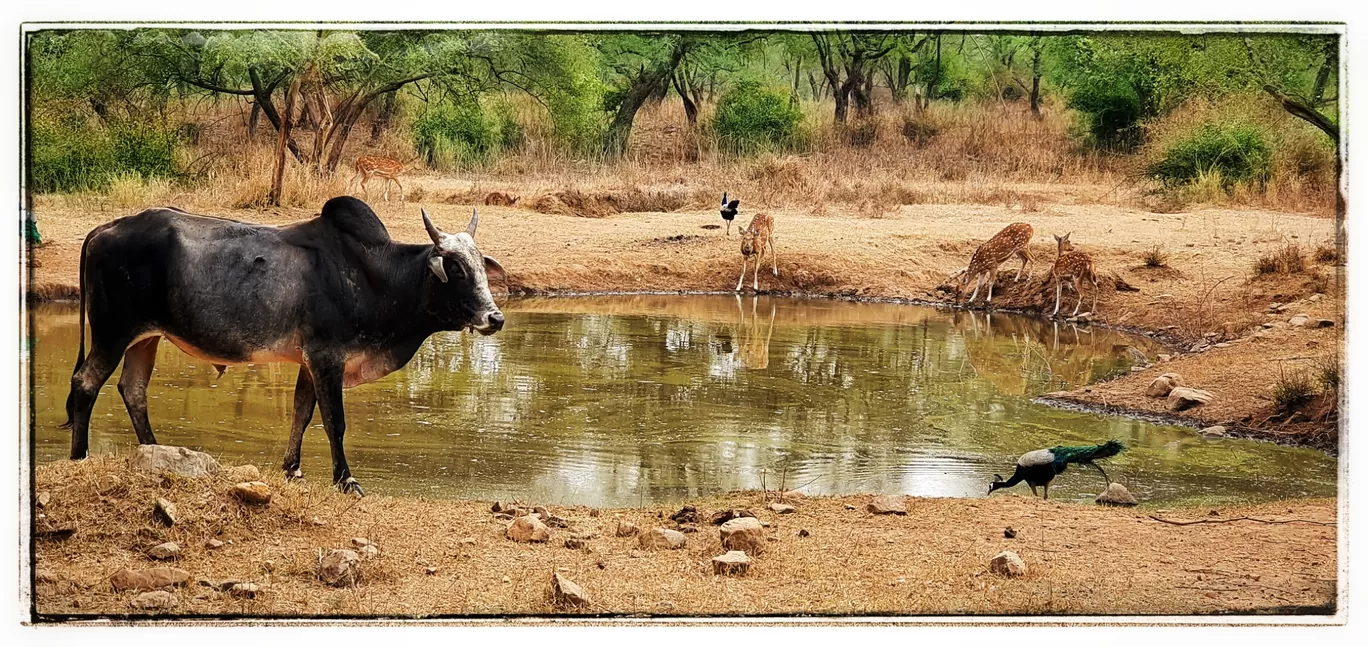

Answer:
[1067,76,1146,149]
[1314,244,1338,264]
[30,117,180,193]
[1253,243,1305,275]
[712,81,803,154]
[1147,123,1272,188]
[412,102,507,169]
[901,112,939,146]
[1272,367,1316,413]
[1142,246,1168,268]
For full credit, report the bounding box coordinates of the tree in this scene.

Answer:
[810,32,897,123]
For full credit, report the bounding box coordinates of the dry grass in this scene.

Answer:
[33,454,1338,618]
[1254,244,1306,276]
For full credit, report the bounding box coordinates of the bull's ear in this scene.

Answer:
[484,256,506,280]
[427,255,449,283]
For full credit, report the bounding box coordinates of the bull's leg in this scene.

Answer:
[117,337,161,445]
[307,359,363,496]
[64,345,124,460]
[281,367,316,481]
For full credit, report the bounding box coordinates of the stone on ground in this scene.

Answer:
[147,541,181,560]
[350,537,371,548]
[1199,425,1227,438]
[564,537,587,550]
[225,464,262,482]
[709,508,756,525]
[719,517,766,555]
[230,481,272,505]
[506,515,551,543]
[670,505,698,524]
[359,544,381,560]
[989,551,1028,577]
[1314,318,1335,328]
[1167,387,1214,411]
[1096,482,1139,507]
[1289,314,1311,327]
[1145,373,1184,398]
[768,502,797,514]
[206,538,225,549]
[153,497,178,526]
[35,492,50,508]
[110,567,190,592]
[638,527,687,550]
[318,549,361,587]
[131,590,179,610]
[614,519,641,537]
[551,572,591,607]
[228,582,260,598]
[128,445,221,477]
[712,550,753,576]
[867,494,907,515]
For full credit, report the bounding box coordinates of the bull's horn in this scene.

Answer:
[466,208,479,237]
[422,208,444,246]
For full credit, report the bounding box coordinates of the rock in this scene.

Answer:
[131,590,178,610]
[1068,312,1093,323]
[588,508,601,517]
[35,569,57,584]
[1213,342,1231,348]
[1288,314,1310,327]
[614,519,641,537]
[228,582,260,598]
[225,464,262,482]
[719,517,766,555]
[458,537,477,545]
[1095,483,1139,507]
[230,482,272,505]
[709,509,757,525]
[543,515,571,529]
[128,445,221,478]
[780,490,805,501]
[1309,293,1324,302]
[768,502,797,514]
[1003,527,1017,539]
[844,504,857,511]
[35,492,50,508]
[1202,332,1218,339]
[1157,354,1172,362]
[205,538,225,550]
[147,542,181,560]
[711,550,752,576]
[425,567,438,576]
[1168,387,1214,411]
[867,494,907,515]
[318,549,361,587]
[638,528,687,550]
[506,515,551,543]
[358,545,380,560]
[350,537,371,548]
[669,505,698,524]
[1314,318,1336,328]
[989,551,1028,577]
[674,523,698,534]
[110,567,190,592]
[1199,425,1227,438]
[1145,373,1185,398]
[798,528,810,538]
[152,498,178,526]
[1262,322,1277,329]
[551,572,590,607]
[533,505,550,517]
[564,537,587,550]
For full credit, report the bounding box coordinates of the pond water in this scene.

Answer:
[28,295,1336,507]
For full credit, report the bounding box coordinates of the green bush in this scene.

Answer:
[30,117,179,193]
[712,81,804,154]
[412,102,509,169]
[1148,123,1272,188]
[1067,76,1146,148]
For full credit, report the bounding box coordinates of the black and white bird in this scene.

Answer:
[720,192,740,235]
[987,440,1125,500]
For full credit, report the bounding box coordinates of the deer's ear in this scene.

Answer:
[1053,234,1062,242]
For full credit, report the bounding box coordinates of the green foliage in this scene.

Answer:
[412,102,508,169]
[1148,123,1272,188]
[30,116,180,193]
[712,81,804,153]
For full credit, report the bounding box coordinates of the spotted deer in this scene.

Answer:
[349,156,405,202]
[1046,232,1099,317]
[960,222,1035,304]
[735,213,777,293]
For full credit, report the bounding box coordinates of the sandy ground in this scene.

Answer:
[27,180,1343,444]
[32,454,1338,619]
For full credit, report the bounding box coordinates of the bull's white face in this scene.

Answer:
[423,209,506,335]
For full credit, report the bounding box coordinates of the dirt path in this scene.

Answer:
[27,185,1342,445]
[32,455,1338,618]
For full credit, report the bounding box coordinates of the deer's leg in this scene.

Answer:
[769,237,778,277]
[735,258,748,292]
[1015,249,1031,281]
[753,255,761,291]
[986,271,996,303]
[360,176,370,201]
[1091,274,1099,314]
[1072,281,1084,316]
[968,273,983,303]
[1052,281,1063,316]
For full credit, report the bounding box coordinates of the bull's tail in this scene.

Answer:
[60,227,96,429]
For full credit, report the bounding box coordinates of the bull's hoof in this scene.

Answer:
[337,478,365,497]
[285,468,304,481]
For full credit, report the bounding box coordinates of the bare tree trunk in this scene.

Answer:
[270,75,301,207]
[248,101,261,141]
[1028,43,1043,118]
[370,91,397,143]
[250,68,304,163]
[604,46,686,158]
[672,71,698,127]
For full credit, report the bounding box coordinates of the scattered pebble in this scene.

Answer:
[230,482,272,505]
[131,590,179,610]
[712,550,752,576]
[1003,527,1017,539]
[719,517,766,555]
[507,515,551,543]
[989,551,1027,577]
[638,527,687,550]
[867,494,907,515]
[153,497,178,526]
[768,502,797,514]
[1096,483,1139,507]
[551,572,591,607]
[228,582,260,599]
[318,549,361,587]
[205,538,225,549]
[147,542,181,560]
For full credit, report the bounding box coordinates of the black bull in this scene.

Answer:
[61,196,506,495]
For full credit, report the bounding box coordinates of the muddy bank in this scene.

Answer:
[31,454,1338,619]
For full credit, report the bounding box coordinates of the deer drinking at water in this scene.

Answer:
[959,222,1035,305]
[735,213,777,293]
[1046,232,1100,317]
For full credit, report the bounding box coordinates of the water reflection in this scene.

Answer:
[28,296,1336,507]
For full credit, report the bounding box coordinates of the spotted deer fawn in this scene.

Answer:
[1047,232,1099,317]
[349,156,405,202]
[960,222,1035,304]
[736,213,777,292]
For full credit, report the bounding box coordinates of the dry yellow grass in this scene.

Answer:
[32,454,1338,618]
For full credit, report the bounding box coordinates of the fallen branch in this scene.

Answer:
[1149,514,1329,525]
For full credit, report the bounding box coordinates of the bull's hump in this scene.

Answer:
[321,196,390,246]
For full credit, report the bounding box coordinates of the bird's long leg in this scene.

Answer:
[1043,482,1050,500]
[1087,461,1111,486]
[1028,483,1038,498]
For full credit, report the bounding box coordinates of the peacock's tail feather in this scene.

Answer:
[1049,440,1125,465]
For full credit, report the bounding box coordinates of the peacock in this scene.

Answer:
[720,192,740,235]
[987,440,1125,500]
